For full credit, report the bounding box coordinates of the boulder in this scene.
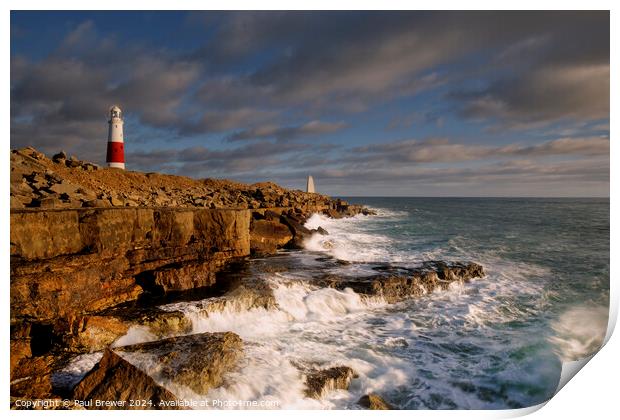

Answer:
[324,208,344,219]
[315,262,485,303]
[304,366,357,399]
[109,196,124,207]
[113,332,243,395]
[250,219,294,255]
[52,151,67,163]
[149,260,222,292]
[10,195,32,208]
[358,394,393,410]
[280,213,313,248]
[72,349,182,410]
[263,209,281,221]
[183,280,277,316]
[49,181,79,196]
[11,180,34,196]
[63,309,192,353]
[75,188,97,200]
[64,315,131,353]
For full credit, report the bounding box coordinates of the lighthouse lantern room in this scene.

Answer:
[106,105,125,169]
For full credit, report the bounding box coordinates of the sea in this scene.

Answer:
[55,197,610,410]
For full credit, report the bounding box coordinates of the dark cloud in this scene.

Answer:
[456,64,609,129]
[448,11,609,128]
[129,139,321,177]
[177,108,279,136]
[348,136,609,166]
[227,120,347,142]
[194,11,608,119]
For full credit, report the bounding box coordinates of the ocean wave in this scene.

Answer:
[302,212,409,263]
[150,277,411,408]
[548,305,608,362]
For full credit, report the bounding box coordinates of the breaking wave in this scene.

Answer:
[549,305,608,362]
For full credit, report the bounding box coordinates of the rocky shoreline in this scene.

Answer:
[10,147,485,409]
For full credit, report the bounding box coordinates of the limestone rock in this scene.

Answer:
[109,196,124,207]
[9,146,379,403]
[184,280,277,317]
[72,349,182,410]
[10,354,60,399]
[315,261,485,303]
[114,332,243,395]
[149,260,221,292]
[280,212,313,248]
[10,147,375,216]
[63,309,192,353]
[49,181,79,196]
[36,197,67,208]
[304,366,357,399]
[52,151,67,163]
[65,315,131,353]
[11,208,251,321]
[250,219,294,255]
[358,393,393,410]
[10,195,32,208]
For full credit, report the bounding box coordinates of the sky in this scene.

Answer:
[10,11,610,196]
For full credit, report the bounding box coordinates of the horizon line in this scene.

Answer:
[334,195,610,199]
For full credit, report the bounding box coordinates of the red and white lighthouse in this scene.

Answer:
[106,105,125,169]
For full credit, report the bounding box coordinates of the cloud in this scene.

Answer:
[227,120,347,142]
[458,64,610,129]
[178,108,279,136]
[449,12,609,129]
[349,136,609,166]
[193,11,608,122]
[498,137,610,157]
[128,139,321,176]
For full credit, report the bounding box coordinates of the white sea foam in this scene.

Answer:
[112,325,158,347]
[549,305,608,362]
[303,213,403,263]
[461,260,551,328]
[51,352,103,390]
[149,278,413,408]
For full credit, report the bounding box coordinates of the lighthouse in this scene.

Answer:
[106,105,125,169]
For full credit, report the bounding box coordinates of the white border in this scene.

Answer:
[3,2,616,420]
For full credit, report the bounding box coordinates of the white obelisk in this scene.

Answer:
[306,175,315,193]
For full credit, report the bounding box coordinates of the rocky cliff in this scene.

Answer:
[10,147,374,401]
